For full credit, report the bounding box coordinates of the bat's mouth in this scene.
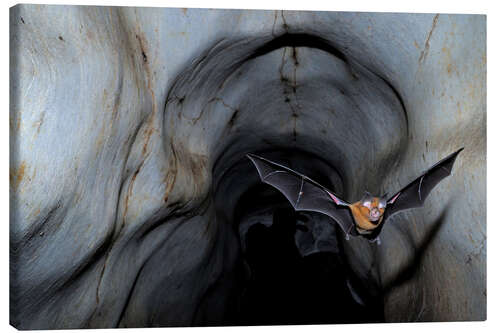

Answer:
[369,209,381,222]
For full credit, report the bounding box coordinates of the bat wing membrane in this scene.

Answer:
[386,148,463,217]
[247,154,355,236]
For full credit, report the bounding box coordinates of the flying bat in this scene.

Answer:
[247,148,463,244]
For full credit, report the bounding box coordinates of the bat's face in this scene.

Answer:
[360,195,387,223]
[349,193,388,232]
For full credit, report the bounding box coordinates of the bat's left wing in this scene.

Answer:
[384,148,464,220]
[247,153,357,237]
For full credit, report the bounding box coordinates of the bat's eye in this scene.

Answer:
[362,201,371,208]
[378,203,386,209]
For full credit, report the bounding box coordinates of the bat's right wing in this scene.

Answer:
[364,148,463,241]
[385,148,463,217]
[247,153,356,236]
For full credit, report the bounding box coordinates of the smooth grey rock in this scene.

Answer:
[10,4,485,329]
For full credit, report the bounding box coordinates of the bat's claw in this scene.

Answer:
[369,236,381,245]
[345,234,350,241]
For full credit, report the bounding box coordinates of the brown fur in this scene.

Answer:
[349,197,385,232]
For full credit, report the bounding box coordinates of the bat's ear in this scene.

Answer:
[361,191,372,201]
[380,193,388,207]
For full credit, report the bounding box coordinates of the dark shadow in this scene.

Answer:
[236,206,385,325]
[237,207,302,325]
[382,207,448,294]
[248,33,348,63]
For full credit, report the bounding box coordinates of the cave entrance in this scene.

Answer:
[231,182,385,325]
[211,149,386,325]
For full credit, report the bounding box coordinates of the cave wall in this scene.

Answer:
[10,5,485,329]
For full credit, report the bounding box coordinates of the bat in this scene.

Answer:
[247,148,463,244]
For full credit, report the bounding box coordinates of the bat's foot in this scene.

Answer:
[345,234,350,241]
[369,237,381,245]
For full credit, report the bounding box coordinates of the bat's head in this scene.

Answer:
[361,191,387,222]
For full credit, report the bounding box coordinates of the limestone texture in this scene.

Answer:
[10,5,485,329]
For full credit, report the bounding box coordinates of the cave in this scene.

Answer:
[9,5,486,329]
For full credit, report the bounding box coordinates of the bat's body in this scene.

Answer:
[247,148,463,243]
[349,198,385,234]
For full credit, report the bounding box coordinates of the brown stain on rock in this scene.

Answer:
[142,124,156,156]
[10,161,27,190]
[163,146,178,203]
[33,112,46,135]
[10,116,21,132]
[135,32,158,156]
[95,124,107,153]
[28,207,42,220]
[111,98,119,120]
[122,161,144,222]
[447,63,453,74]
[189,154,208,181]
[135,33,149,65]
[172,142,210,197]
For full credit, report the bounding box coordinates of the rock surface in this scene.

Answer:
[10,5,485,329]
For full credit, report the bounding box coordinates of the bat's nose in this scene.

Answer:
[370,208,380,218]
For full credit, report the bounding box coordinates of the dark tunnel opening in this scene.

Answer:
[234,197,385,325]
[211,150,386,326]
